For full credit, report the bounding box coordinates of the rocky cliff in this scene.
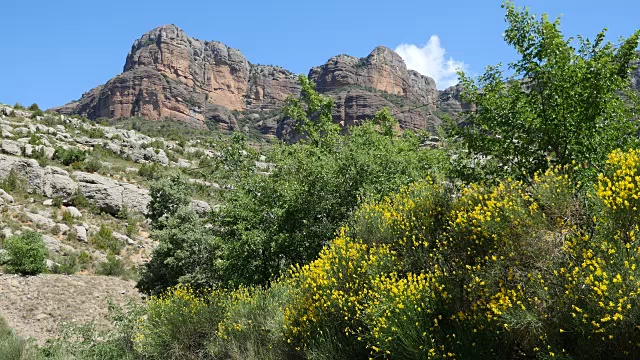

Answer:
[308,46,441,131]
[54,25,300,132]
[53,24,456,136]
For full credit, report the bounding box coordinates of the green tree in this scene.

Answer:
[451,1,640,179]
[137,207,220,294]
[210,78,440,287]
[147,173,192,228]
[284,75,340,148]
[1,231,47,275]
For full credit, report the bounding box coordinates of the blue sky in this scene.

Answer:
[1,0,638,109]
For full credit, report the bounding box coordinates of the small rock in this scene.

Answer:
[43,235,61,253]
[57,223,70,235]
[1,139,23,156]
[34,313,49,321]
[42,199,54,206]
[1,228,13,239]
[0,189,13,203]
[25,212,56,229]
[64,206,82,218]
[74,225,88,242]
[190,199,212,216]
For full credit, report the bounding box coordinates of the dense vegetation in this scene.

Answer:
[3,2,640,359]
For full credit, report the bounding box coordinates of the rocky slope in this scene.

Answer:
[53,25,462,136]
[0,103,275,342]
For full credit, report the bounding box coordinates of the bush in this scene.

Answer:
[1,231,47,275]
[84,127,105,139]
[61,210,74,225]
[147,173,192,228]
[0,316,38,360]
[137,207,219,294]
[27,103,41,112]
[212,283,295,360]
[90,225,122,254]
[51,254,79,275]
[80,157,103,173]
[137,162,163,180]
[96,253,135,279]
[134,284,227,360]
[0,169,21,193]
[53,147,87,166]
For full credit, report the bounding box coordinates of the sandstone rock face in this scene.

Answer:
[54,25,300,131]
[308,47,440,130]
[438,84,474,115]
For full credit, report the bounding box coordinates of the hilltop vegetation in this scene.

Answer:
[2,2,640,360]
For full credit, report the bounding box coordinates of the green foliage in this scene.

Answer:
[0,169,22,192]
[284,75,339,148]
[134,285,228,360]
[27,103,41,112]
[83,127,105,139]
[51,254,79,275]
[79,157,103,173]
[90,225,122,254]
[212,99,439,287]
[0,316,40,360]
[28,134,43,146]
[211,282,295,360]
[450,1,640,180]
[147,173,192,228]
[1,231,47,275]
[96,253,135,279]
[61,210,74,226]
[13,103,25,110]
[53,147,87,166]
[137,207,220,294]
[137,162,164,180]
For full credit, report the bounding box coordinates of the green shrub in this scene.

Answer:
[28,134,43,146]
[137,207,219,294]
[53,147,87,166]
[50,224,61,236]
[146,173,192,228]
[61,210,74,225]
[1,231,47,275]
[212,282,295,360]
[96,253,134,279]
[80,157,103,173]
[84,127,105,139]
[137,162,163,180]
[13,103,25,110]
[51,254,79,275]
[70,193,90,208]
[90,225,122,254]
[0,169,22,193]
[0,316,38,360]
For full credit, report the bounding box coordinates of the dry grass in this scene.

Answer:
[0,273,141,345]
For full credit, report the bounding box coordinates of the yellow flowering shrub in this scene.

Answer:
[283,228,397,356]
[134,284,227,360]
[130,149,640,360]
[596,148,640,240]
[350,178,451,272]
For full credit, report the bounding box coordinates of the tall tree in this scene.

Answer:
[452,1,640,179]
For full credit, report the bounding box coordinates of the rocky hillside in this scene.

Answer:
[52,25,469,137]
[0,103,252,282]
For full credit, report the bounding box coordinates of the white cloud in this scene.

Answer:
[395,35,468,89]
